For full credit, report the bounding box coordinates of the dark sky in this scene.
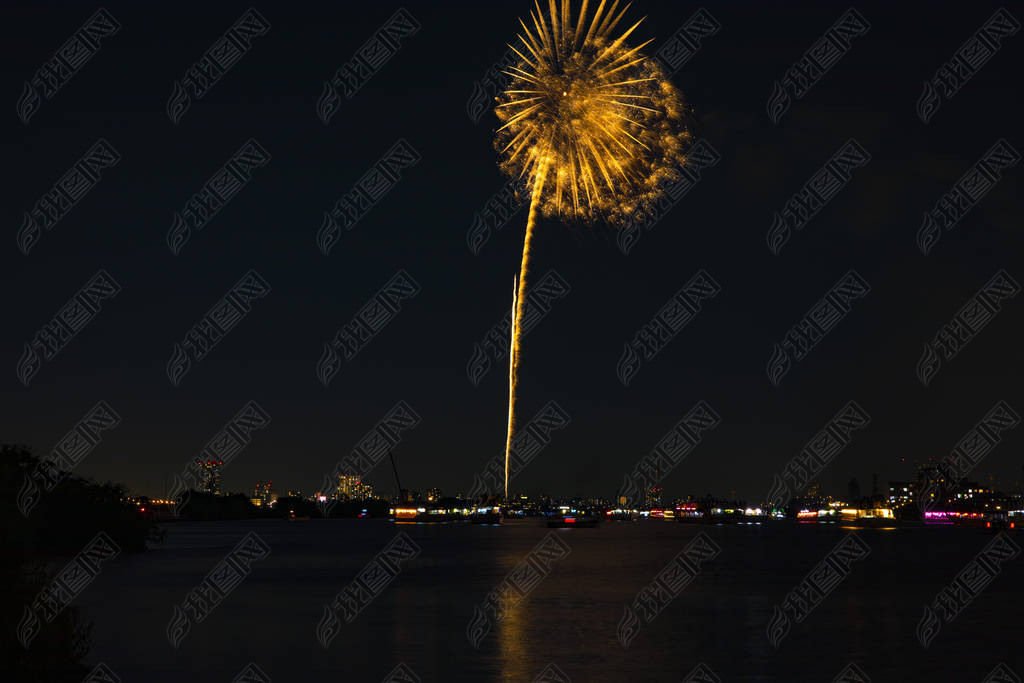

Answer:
[3,0,1021,502]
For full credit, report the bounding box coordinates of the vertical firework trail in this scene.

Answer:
[494,0,690,503]
[504,274,517,502]
[505,161,549,502]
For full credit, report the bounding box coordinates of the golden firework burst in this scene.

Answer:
[497,0,690,503]
[495,0,690,224]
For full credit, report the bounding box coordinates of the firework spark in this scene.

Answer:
[497,0,690,501]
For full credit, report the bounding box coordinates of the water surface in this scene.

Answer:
[75,519,1022,681]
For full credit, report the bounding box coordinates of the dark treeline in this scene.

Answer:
[2,442,397,680]
[2,444,163,682]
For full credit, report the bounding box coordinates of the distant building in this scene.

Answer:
[337,473,360,500]
[888,482,912,506]
[254,481,275,507]
[646,486,663,507]
[951,482,990,504]
[916,464,950,506]
[197,459,222,494]
[426,487,442,503]
[337,473,375,500]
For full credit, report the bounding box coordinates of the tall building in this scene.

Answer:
[426,487,442,503]
[646,486,663,507]
[337,473,360,500]
[354,480,374,500]
[915,464,950,504]
[254,481,275,506]
[337,473,375,500]
[197,459,222,494]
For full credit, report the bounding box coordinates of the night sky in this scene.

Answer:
[4,0,1022,502]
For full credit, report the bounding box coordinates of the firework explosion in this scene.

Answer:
[496,0,690,501]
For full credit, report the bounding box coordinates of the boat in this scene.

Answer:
[706,510,743,524]
[837,508,897,528]
[985,512,1016,533]
[606,508,639,521]
[391,506,467,524]
[674,504,703,523]
[469,507,502,524]
[923,511,986,527]
[546,511,600,528]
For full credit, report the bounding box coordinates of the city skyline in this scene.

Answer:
[124,456,1024,505]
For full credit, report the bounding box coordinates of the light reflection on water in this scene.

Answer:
[73,519,1022,681]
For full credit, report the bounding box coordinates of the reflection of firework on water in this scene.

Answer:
[496,1,691,501]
